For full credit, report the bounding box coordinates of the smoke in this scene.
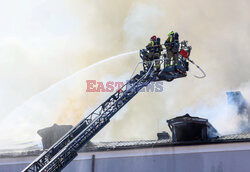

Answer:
[1,0,250,147]
[0,51,137,146]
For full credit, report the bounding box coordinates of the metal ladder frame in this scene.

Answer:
[22,63,156,172]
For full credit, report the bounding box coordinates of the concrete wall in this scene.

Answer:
[1,142,250,172]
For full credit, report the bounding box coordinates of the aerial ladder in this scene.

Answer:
[22,40,201,172]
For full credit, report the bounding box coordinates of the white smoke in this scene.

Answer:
[1,0,250,148]
[0,51,137,147]
[178,93,243,135]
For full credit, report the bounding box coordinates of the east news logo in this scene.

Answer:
[86,80,163,92]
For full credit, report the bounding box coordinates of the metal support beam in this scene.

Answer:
[91,154,95,172]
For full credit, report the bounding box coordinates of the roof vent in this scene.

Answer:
[157,131,170,140]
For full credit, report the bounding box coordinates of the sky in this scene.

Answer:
[0,0,250,147]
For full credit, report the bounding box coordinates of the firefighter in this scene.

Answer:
[164,31,179,68]
[146,35,162,71]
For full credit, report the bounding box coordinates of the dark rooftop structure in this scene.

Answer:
[167,114,219,142]
[37,124,73,149]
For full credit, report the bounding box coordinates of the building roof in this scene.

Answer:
[1,132,250,158]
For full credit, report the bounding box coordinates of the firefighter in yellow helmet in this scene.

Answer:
[164,31,179,68]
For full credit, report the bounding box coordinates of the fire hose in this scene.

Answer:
[187,58,206,79]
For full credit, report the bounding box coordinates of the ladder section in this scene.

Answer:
[22,67,155,172]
